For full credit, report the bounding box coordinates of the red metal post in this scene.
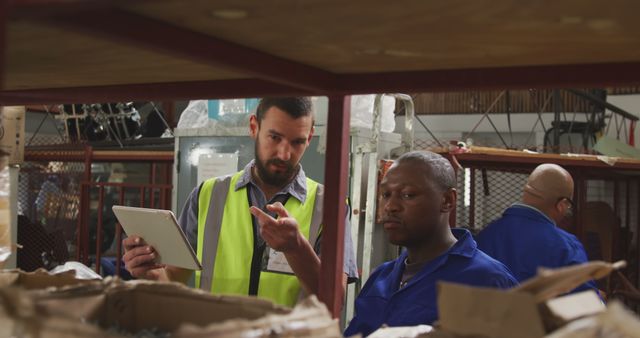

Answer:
[77,146,93,264]
[95,185,104,273]
[613,180,620,261]
[150,163,157,208]
[139,187,145,207]
[469,168,476,228]
[150,163,156,184]
[575,174,587,244]
[160,187,167,210]
[162,101,176,128]
[319,95,350,318]
[446,155,459,227]
[165,163,172,184]
[116,186,125,277]
[75,183,84,262]
[624,179,631,261]
[637,180,640,288]
[165,163,172,207]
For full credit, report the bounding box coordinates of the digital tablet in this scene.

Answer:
[112,205,202,271]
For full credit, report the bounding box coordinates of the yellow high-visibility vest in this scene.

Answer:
[194,170,321,306]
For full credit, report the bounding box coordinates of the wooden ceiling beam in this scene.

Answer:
[337,62,640,94]
[6,0,151,18]
[0,79,311,105]
[4,62,640,106]
[41,8,336,93]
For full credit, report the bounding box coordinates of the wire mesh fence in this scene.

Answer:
[584,179,640,309]
[17,161,84,271]
[444,155,640,308]
[16,157,172,278]
[454,167,530,233]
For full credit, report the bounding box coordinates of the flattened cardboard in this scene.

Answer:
[545,291,605,322]
[0,278,340,338]
[98,281,287,332]
[175,296,340,338]
[437,261,624,338]
[546,301,640,338]
[0,269,95,289]
[513,260,626,302]
[438,282,545,338]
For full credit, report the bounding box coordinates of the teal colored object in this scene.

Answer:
[245,98,260,113]
[207,100,220,119]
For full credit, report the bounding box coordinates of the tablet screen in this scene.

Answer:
[112,206,202,271]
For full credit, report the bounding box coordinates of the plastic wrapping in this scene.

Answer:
[177,100,210,129]
[177,100,251,134]
[350,94,396,133]
[49,261,102,280]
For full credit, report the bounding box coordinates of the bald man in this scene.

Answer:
[476,163,598,294]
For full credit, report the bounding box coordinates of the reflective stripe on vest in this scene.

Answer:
[195,171,322,306]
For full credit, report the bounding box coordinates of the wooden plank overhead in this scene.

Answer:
[3,0,640,100]
[125,0,640,72]
[46,8,336,92]
[5,20,244,90]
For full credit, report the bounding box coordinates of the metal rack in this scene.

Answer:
[345,94,415,322]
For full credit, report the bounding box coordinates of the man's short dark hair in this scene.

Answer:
[396,150,456,192]
[256,97,314,125]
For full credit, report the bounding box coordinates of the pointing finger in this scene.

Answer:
[266,202,290,218]
[250,206,277,226]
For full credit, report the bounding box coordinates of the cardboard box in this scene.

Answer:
[0,276,341,338]
[0,268,98,289]
[546,301,640,338]
[437,261,625,338]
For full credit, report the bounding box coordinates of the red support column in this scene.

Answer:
[575,173,587,244]
[319,95,350,318]
[150,163,156,208]
[162,101,176,128]
[78,146,93,264]
[116,186,125,277]
[469,168,476,228]
[636,180,640,289]
[95,185,104,273]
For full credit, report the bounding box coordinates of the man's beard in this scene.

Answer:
[254,142,297,187]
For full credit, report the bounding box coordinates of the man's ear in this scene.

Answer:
[307,125,315,144]
[556,200,566,215]
[249,115,259,139]
[441,188,457,213]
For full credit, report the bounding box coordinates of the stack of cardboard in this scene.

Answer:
[0,268,98,289]
[437,260,625,338]
[0,270,341,338]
